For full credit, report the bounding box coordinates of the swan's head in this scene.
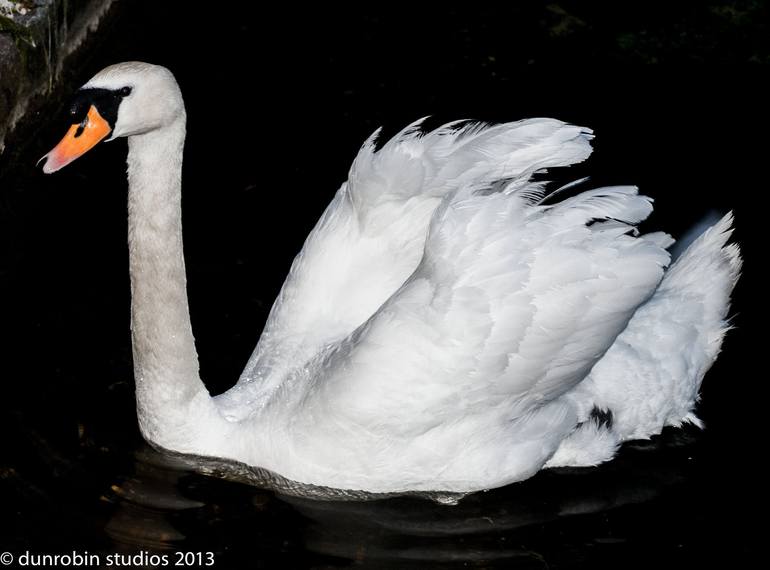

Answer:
[40,62,184,173]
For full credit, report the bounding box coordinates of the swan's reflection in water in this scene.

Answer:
[101,429,698,568]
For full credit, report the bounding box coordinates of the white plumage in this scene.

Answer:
[43,62,741,496]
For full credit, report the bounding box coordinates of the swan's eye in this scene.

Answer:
[119,86,132,97]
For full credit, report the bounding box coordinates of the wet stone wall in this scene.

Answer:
[0,0,117,155]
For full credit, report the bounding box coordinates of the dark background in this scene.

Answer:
[0,1,767,568]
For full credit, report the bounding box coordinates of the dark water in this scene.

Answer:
[0,2,765,567]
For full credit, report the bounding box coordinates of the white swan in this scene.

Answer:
[40,62,740,495]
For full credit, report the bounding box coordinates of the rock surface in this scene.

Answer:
[0,0,117,154]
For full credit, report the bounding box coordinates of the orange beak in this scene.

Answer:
[40,105,112,173]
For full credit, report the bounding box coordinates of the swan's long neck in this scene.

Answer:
[126,115,214,447]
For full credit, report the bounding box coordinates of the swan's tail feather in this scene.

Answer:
[669,209,725,261]
[660,212,742,299]
[659,212,742,368]
[569,212,741,442]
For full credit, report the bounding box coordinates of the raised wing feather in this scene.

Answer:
[220,119,594,416]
